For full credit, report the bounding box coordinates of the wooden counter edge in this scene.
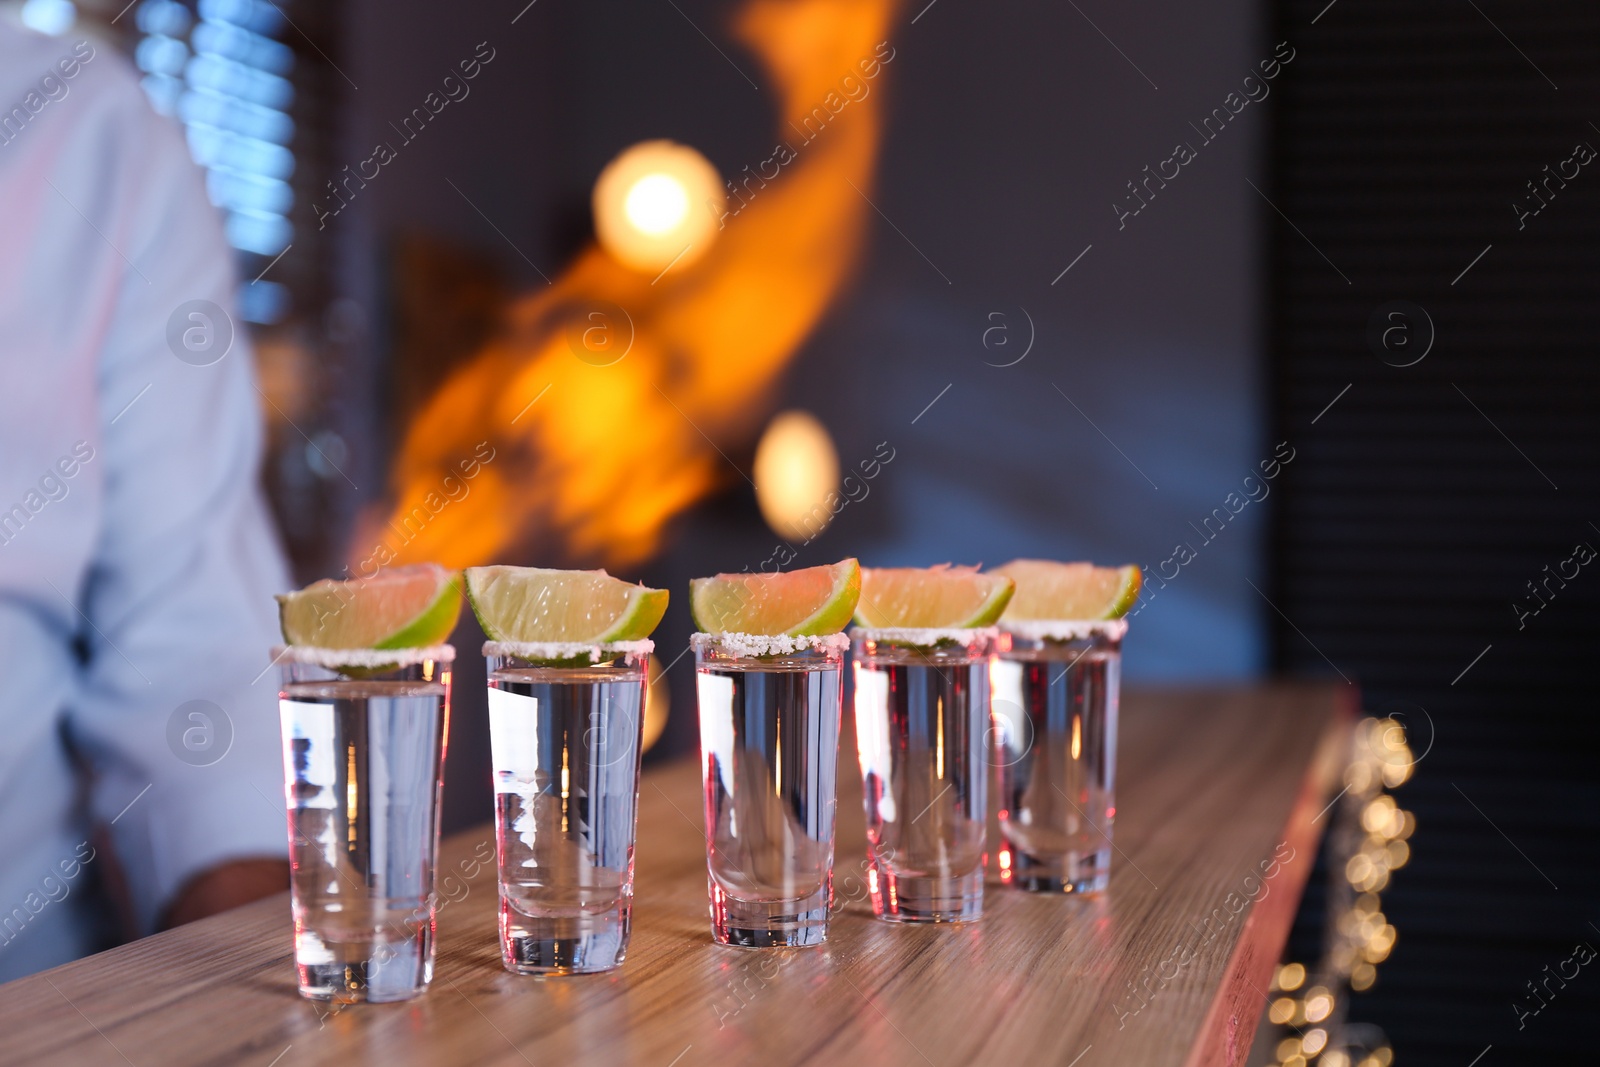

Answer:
[1182,685,1359,1067]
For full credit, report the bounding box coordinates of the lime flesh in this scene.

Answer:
[277,563,463,649]
[853,564,1015,628]
[991,560,1142,620]
[464,566,668,643]
[689,559,860,635]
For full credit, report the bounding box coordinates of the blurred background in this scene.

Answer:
[12,0,1596,1062]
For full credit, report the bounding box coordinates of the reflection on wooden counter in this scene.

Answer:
[0,683,1352,1067]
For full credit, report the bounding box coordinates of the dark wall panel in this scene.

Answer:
[1268,2,1600,1061]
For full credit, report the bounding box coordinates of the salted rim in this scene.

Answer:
[483,639,654,663]
[850,625,1000,647]
[1001,618,1129,641]
[272,644,456,668]
[690,631,852,658]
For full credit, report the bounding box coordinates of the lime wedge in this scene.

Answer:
[690,559,860,635]
[853,565,1015,628]
[991,560,1142,620]
[277,563,463,648]
[464,566,668,642]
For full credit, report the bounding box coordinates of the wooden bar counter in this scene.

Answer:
[0,683,1353,1067]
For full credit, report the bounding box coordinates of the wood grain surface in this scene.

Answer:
[0,683,1352,1067]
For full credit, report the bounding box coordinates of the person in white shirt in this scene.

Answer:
[0,20,291,979]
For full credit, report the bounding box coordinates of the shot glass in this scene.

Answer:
[693,632,848,947]
[852,627,996,922]
[991,620,1125,893]
[485,640,651,975]
[276,644,453,1002]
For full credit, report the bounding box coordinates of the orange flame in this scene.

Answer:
[365,0,902,571]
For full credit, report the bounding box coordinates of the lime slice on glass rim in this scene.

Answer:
[277,563,463,649]
[852,564,1015,630]
[689,558,860,636]
[464,566,668,645]
[990,559,1142,620]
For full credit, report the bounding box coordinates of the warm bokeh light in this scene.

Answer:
[753,410,840,541]
[1304,987,1334,1023]
[1270,718,1414,1065]
[372,0,899,571]
[626,174,690,236]
[1368,715,1415,788]
[642,653,670,754]
[594,140,724,273]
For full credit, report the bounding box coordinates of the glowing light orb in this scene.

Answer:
[593,140,723,274]
[625,174,691,236]
[753,410,840,542]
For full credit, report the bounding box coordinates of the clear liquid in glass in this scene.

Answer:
[487,657,645,975]
[279,675,448,1002]
[853,632,992,922]
[696,642,843,947]
[992,630,1120,893]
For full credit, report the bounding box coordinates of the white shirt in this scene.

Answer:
[0,23,290,978]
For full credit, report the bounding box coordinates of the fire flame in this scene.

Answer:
[365,0,902,571]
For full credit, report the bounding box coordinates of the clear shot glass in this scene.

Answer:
[852,627,995,923]
[485,640,652,975]
[693,632,848,947]
[276,644,454,1003]
[991,620,1125,893]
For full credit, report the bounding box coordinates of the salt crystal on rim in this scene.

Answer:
[483,639,654,663]
[1001,619,1129,642]
[850,625,1000,647]
[272,644,456,669]
[689,632,852,658]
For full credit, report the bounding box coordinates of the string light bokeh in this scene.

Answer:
[1264,717,1415,1067]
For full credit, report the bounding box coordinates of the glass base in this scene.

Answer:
[710,883,830,947]
[501,935,627,975]
[1002,847,1110,895]
[500,900,630,975]
[869,867,983,923]
[295,926,433,1003]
